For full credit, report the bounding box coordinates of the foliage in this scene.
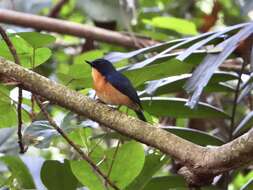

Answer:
[0,0,253,190]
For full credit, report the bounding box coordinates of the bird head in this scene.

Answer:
[85,58,116,75]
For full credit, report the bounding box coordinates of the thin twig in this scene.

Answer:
[107,140,120,179]
[34,96,120,190]
[229,61,246,140]
[48,0,69,18]
[0,26,26,153]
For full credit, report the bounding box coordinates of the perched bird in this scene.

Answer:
[86,58,146,122]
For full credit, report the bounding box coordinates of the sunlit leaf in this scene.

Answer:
[105,141,145,189]
[71,160,105,190]
[18,32,56,48]
[143,17,198,35]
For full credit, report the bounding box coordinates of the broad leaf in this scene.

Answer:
[141,97,229,118]
[41,160,79,190]
[126,153,168,190]
[107,141,145,188]
[162,126,224,146]
[18,32,56,48]
[143,16,198,35]
[144,72,236,95]
[124,59,193,87]
[71,160,105,190]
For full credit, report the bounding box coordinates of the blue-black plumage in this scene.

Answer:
[86,58,146,122]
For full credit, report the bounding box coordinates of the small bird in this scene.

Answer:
[86,58,146,122]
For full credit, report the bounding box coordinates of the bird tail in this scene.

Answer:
[135,110,147,122]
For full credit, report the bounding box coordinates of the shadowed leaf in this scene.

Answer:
[141,97,230,118]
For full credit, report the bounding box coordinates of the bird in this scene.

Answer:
[86,58,147,122]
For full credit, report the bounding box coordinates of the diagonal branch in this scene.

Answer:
[0,9,155,49]
[1,58,253,186]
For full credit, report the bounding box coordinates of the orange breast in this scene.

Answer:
[92,68,136,109]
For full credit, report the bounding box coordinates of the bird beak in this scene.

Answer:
[85,60,93,67]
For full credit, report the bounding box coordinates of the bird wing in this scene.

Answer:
[106,72,142,108]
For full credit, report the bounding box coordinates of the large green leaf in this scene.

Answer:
[18,32,56,48]
[106,141,145,189]
[34,47,52,66]
[1,156,36,189]
[0,35,52,69]
[41,160,79,190]
[0,100,17,128]
[70,160,105,190]
[162,126,224,146]
[126,153,168,190]
[144,72,236,96]
[141,97,230,118]
[143,17,198,35]
[0,36,31,67]
[124,59,193,87]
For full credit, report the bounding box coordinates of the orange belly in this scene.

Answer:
[92,68,136,109]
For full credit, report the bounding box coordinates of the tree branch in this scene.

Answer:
[0,9,155,49]
[1,58,253,186]
[0,9,248,75]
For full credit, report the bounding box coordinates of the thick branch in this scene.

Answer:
[1,58,253,186]
[0,9,155,48]
[0,57,204,165]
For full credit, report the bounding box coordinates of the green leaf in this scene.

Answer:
[41,160,79,190]
[141,97,230,118]
[0,100,17,128]
[75,50,104,64]
[144,72,236,96]
[18,32,56,48]
[106,141,145,189]
[34,47,52,66]
[124,59,193,87]
[126,153,168,190]
[1,156,36,189]
[162,126,224,146]
[70,160,105,190]
[0,36,32,68]
[143,17,198,35]
[143,176,187,190]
